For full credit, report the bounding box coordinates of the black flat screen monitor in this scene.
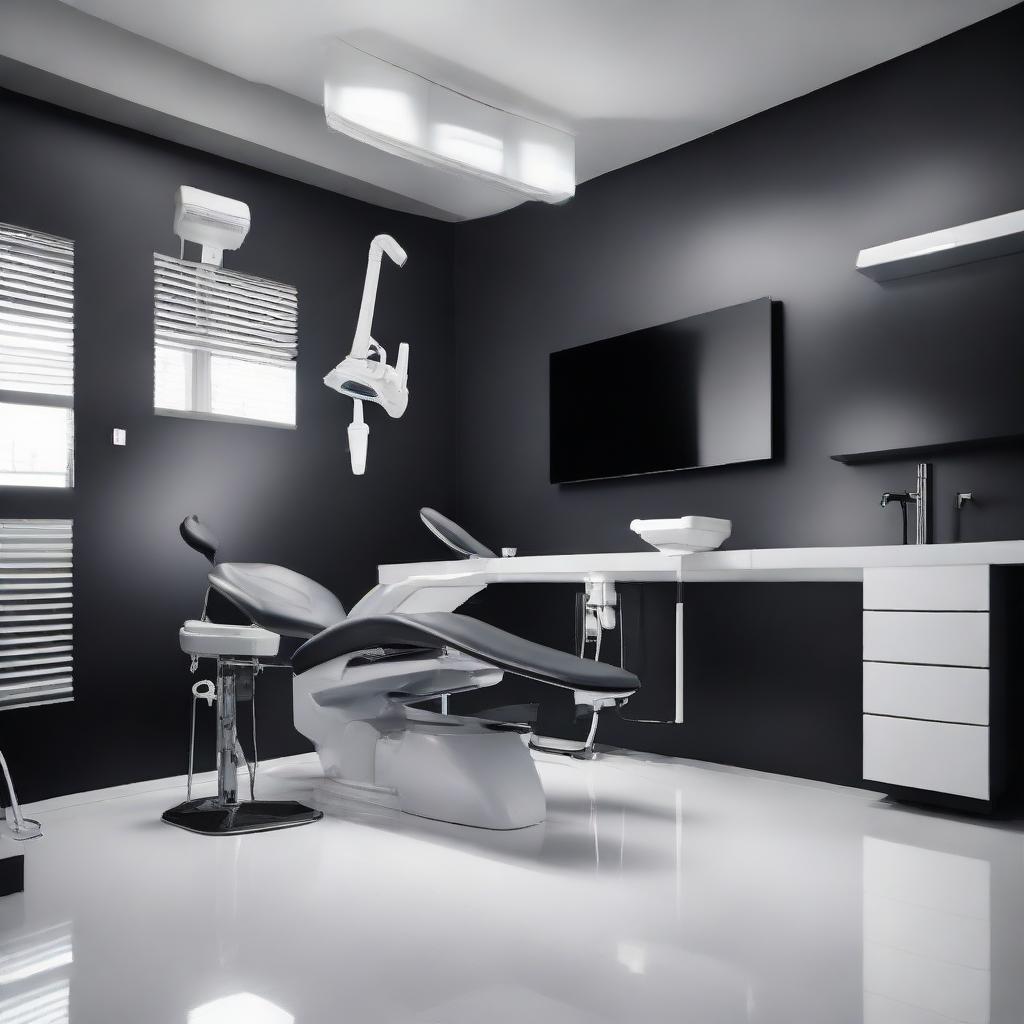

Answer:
[549,297,775,483]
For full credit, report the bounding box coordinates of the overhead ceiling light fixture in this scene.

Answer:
[324,41,575,204]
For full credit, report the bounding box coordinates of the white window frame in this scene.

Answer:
[0,223,75,488]
[0,519,74,710]
[153,253,298,429]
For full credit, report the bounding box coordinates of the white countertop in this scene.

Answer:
[379,540,1024,586]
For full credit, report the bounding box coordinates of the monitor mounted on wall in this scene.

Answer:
[549,297,776,484]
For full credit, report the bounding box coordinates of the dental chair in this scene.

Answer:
[177,513,639,830]
[415,508,628,759]
[163,517,334,835]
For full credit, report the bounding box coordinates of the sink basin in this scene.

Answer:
[630,516,733,554]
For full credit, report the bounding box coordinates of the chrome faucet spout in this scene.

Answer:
[880,464,929,544]
[880,491,909,508]
[912,462,930,545]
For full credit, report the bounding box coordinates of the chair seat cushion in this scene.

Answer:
[292,612,640,695]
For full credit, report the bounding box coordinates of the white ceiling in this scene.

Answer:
[1,0,1017,221]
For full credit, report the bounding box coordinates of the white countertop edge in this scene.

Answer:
[380,540,1024,585]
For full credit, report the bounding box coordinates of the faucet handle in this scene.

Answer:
[957,492,974,509]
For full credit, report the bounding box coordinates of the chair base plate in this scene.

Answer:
[0,853,24,897]
[529,734,595,760]
[162,798,323,835]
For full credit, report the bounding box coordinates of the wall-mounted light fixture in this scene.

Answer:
[173,186,250,268]
[856,208,1024,281]
[323,41,575,204]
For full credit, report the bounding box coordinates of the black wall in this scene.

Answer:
[0,90,456,801]
[451,7,1024,781]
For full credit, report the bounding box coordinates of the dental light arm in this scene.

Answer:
[352,234,407,359]
[324,234,410,475]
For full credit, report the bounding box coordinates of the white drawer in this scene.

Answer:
[863,662,988,724]
[864,566,989,611]
[863,715,989,799]
[863,611,989,667]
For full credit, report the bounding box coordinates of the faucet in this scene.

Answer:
[954,491,973,543]
[881,462,930,544]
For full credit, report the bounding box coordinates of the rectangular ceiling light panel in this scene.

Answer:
[324,41,575,203]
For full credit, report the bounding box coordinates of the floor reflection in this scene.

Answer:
[12,751,1024,1023]
[187,992,294,1024]
[0,924,73,1024]
[0,979,69,1024]
[863,836,991,1024]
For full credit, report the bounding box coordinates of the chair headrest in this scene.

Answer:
[419,508,496,559]
[180,515,218,565]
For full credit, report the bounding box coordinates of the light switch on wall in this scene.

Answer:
[112,428,126,446]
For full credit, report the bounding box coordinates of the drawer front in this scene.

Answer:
[863,611,989,667]
[863,662,989,725]
[864,566,989,611]
[863,715,989,799]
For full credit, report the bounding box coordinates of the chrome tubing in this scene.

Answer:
[0,746,42,840]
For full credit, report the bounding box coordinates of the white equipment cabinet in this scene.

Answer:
[861,566,1014,806]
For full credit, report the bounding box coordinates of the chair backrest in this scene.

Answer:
[180,514,346,638]
[209,562,346,639]
[180,515,218,564]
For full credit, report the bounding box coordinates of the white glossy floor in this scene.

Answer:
[3,750,1023,1024]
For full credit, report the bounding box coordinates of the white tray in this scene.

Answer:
[179,620,280,658]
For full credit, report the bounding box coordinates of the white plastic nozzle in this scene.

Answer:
[348,400,369,475]
[395,342,410,389]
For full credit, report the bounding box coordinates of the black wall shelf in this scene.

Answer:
[831,433,1024,465]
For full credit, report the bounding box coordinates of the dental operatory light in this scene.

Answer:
[324,233,409,475]
[323,40,576,203]
[173,185,250,267]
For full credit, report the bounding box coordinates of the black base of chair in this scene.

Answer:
[0,853,24,897]
[162,798,322,835]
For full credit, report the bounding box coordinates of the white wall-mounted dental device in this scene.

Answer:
[324,233,409,475]
[173,186,251,267]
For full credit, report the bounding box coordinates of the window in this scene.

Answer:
[154,253,297,427]
[0,224,75,488]
[0,519,73,710]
